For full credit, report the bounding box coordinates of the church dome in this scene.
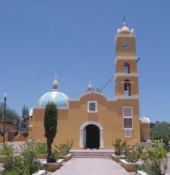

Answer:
[37,78,69,108]
[118,22,131,34]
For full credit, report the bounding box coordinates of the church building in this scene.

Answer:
[28,22,150,149]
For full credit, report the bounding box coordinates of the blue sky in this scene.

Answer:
[0,1,169,122]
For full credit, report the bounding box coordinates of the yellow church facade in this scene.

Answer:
[28,22,150,149]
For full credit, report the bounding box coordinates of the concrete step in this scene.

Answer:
[70,149,114,158]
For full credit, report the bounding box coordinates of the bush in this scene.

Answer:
[49,149,61,162]
[2,146,41,175]
[125,145,143,163]
[111,138,129,156]
[0,143,14,156]
[35,143,47,154]
[139,141,168,175]
[55,139,74,158]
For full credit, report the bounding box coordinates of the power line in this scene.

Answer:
[100,75,114,92]
[0,42,112,93]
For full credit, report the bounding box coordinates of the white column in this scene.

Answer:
[79,129,84,148]
[100,129,104,148]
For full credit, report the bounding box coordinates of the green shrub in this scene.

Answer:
[49,149,60,162]
[111,138,129,156]
[2,146,41,175]
[55,139,74,158]
[34,143,47,154]
[0,143,14,156]
[125,145,143,163]
[139,141,168,175]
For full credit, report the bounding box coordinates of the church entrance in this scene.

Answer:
[86,124,100,149]
[80,121,103,149]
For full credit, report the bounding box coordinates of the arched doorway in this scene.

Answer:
[79,121,104,149]
[86,124,99,149]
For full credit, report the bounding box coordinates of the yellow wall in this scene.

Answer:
[140,123,150,141]
[29,92,141,149]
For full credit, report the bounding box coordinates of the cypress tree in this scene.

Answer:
[44,102,58,162]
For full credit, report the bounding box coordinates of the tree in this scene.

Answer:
[0,103,19,120]
[21,105,29,121]
[150,121,170,146]
[44,102,58,163]
[151,132,169,146]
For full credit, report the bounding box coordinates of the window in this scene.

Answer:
[123,107,132,117]
[124,118,132,128]
[88,101,97,113]
[125,129,132,137]
[123,107,133,129]
[124,63,130,73]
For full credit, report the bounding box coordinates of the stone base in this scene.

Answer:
[32,170,46,175]
[111,154,125,162]
[63,154,72,162]
[120,159,142,172]
[42,159,63,172]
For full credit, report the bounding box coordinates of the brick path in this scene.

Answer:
[3,142,170,175]
[51,158,137,175]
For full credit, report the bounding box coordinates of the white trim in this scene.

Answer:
[29,108,33,117]
[87,101,97,113]
[114,73,139,80]
[121,81,134,84]
[79,121,104,148]
[115,96,139,100]
[114,56,138,64]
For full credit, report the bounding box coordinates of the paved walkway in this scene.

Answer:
[52,158,137,175]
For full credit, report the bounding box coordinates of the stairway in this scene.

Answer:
[70,149,114,158]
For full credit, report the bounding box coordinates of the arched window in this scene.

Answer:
[124,80,131,96]
[124,63,130,73]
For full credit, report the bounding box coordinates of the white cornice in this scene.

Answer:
[114,56,138,64]
[115,96,139,100]
[114,73,139,80]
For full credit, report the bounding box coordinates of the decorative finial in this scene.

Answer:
[123,14,126,26]
[87,81,93,91]
[131,28,135,34]
[52,75,58,90]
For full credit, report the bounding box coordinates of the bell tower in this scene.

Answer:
[114,22,139,98]
[114,21,140,142]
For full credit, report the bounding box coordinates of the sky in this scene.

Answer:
[0,1,170,122]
